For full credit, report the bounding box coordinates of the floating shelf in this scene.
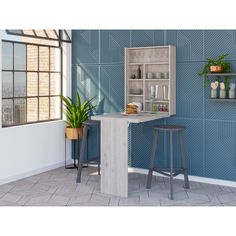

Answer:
[207,73,236,76]
[207,98,236,102]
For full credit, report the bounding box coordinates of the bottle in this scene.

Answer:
[137,65,141,79]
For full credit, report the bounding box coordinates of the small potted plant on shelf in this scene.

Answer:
[61,91,97,140]
[198,54,232,94]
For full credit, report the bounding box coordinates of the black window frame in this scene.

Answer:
[2,38,63,127]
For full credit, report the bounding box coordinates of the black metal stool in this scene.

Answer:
[76,120,100,183]
[146,125,190,200]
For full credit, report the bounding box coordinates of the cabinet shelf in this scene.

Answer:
[207,98,236,102]
[145,100,169,103]
[125,46,176,116]
[128,94,143,97]
[128,62,169,65]
[207,73,236,76]
[145,79,169,81]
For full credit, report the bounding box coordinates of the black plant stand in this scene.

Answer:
[64,134,79,169]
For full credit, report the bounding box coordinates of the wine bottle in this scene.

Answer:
[137,65,141,79]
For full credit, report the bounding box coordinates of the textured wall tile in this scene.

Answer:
[72,64,99,102]
[131,30,165,47]
[166,30,204,61]
[72,30,99,64]
[176,62,204,119]
[205,30,236,60]
[100,30,130,63]
[129,119,165,169]
[166,117,204,176]
[205,121,236,181]
[100,65,124,113]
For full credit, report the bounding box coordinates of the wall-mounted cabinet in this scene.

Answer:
[124,46,176,115]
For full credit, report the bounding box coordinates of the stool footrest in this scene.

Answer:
[153,167,186,177]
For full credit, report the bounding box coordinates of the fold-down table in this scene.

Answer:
[92,112,170,197]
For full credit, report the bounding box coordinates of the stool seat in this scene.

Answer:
[153,125,185,131]
[83,120,100,126]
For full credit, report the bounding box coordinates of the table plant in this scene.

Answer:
[61,91,97,139]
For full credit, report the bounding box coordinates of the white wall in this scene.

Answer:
[0,30,72,185]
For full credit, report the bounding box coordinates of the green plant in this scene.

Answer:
[198,54,232,89]
[61,91,97,128]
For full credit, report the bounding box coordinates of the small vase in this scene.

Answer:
[211,89,217,98]
[219,89,226,99]
[229,89,235,99]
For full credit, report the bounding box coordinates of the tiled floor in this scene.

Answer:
[0,166,236,206]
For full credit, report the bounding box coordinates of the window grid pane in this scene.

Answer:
[2,39,62,127]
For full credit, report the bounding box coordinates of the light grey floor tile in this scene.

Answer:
[89,193,110,206]
[0,192,6,198]
[119,196,140,206]
[68,194,92,206]
[1,193,22,203]
[0,184,14,192]
[0,166,235,207]
[9,183,35,192]
[24,193,53,205]
[109,197,120,206]
[76,184,94,194]
[217,192,236,204]
[187,191,210,202]
[168,190,189,201]
[48,195,70,206]
[222,200,236,206]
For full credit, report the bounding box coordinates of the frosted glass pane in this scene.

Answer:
[27,98,38,122]
[27,72,38,96]
[50,96,61,119]
[2,72,13,98]
[39,73,49,96]
[50,73,60,95]
[14,72,26,97]
[14,98,26,124]
[27,45,38,71]
[39,47,49,71]
[2,42,13,70]
[14,43,26,70]
[39,97,49,120]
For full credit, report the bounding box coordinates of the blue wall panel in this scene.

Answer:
[72,30,236,181]
[167,30,204,62]
[100,30,130,64]
[176,62,204,119]
[72,30,99,64]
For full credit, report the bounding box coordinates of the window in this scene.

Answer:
[1,30,68,127]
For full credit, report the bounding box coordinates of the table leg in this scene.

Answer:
[100,118,129,198]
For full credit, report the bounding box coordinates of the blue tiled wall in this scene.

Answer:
[72,30,236,181]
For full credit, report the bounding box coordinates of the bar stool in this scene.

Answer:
[76,120,100,183]
[146,125,190,200]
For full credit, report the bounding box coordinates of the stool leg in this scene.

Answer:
[179,130,190,189]
[76,126,88,183]
[147,130,159,189]
[169,131,174,200]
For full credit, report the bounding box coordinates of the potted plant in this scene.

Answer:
[61,91,97,140]
[198,53,232,92]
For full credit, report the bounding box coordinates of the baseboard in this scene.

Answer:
[128,167,236,188]
[0,161,67,186]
